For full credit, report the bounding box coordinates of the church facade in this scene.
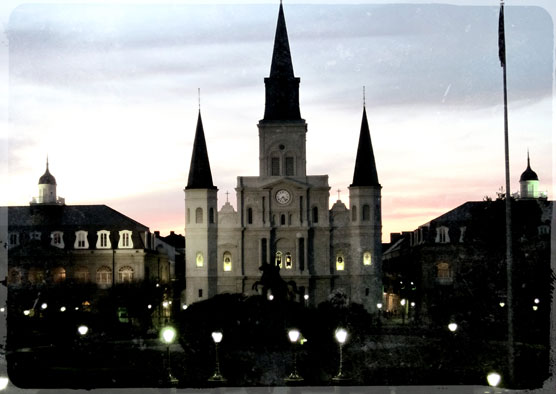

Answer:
[184,3,382,311]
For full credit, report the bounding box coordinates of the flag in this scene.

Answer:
[499,3,506,67]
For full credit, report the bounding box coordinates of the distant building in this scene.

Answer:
[6,160,170,289]
[183,3,382,311]
[383,156,551,336]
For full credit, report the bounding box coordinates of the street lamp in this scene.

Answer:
[285,329,303,382]
[448,323,458,333]
[160,326,178,385]
[487,372,501,387]
[208,331,226,382]
[332,328,348,381]
[77,325,89,336]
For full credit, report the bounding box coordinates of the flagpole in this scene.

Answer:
[499,0,514,385]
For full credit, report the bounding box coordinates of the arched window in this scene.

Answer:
[74,266,90,282]
[362,204,370,221]
[8,268,21,285]
[28,267,45,284]
[52,267,66,283]
[312,207,319,223]
[209,208,215,224]
[336,254,345,271]
[352,206,357,222]
[195,208,203,224]
[196,252,204,267]
[275,251,283,268]
[280,214,286,225]
[96,266,112,286]
[285,252,293,269]
[363,251,372,266]
[285,157,294,176]
[118,266,134,283]
[247,208,253,224]
[271,157,280,176]
[223,252,232,272]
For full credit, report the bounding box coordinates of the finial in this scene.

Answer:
[225,191,229,203]
[363,86,366,107]
[337,189,341,201]
[46,155,49,170]
[198,88,201,111]
[527,149,530,167]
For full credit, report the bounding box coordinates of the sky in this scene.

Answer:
[1,0,554,242]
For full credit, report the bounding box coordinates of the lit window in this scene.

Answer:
[223,252,232,272]
[118,266,134,282]
[8,268,22,285]
[51,231,64,248]
[285,253,293,269]
[97,230,111,249]
[196,252,204,267]
[362,204,370,221]
[275,251,283,268]
[363,251,372,266]
[96,266,112,286]
[74,231,89,249]
[271,157,280,176]
[29,267,45,283]
[436,262,452,285]
[74,266,90,282]
[118,230,133,248]
[8,233,19,248]
[52,267,66,283]
[196,207,203,224]
[336,254,345,271]
[285,157,294,176]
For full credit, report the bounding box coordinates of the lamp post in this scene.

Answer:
[487,372,501,387]
[448,322,458,333]
[208,331,226,382]
[332,328,348,381]
[160,326,178,386]
[285,329,303,382]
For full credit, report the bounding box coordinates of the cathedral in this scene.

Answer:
[184,3,382,311]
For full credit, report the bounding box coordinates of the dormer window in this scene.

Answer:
[51,231,64,248]
[8,233,19,248]
[74,231,89,249]
[30,231,41,241]
[97,230,111,249]
[118,230,133,248]
[435,226,450,244]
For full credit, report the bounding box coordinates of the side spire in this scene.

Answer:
[350,106,379,187]
[262,1,302,122]
[186,110,216,190]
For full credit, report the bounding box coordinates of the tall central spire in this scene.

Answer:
[351,106,379,187]
[262,2,302,122]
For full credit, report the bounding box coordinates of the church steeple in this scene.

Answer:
[351,106,379,187]
[186,111,216,190]
[262,1,302,122]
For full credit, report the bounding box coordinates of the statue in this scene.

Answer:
[252,262,301,302]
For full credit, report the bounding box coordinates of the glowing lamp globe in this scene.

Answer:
[487,372,501,387]
[77,325,89,336]
[448,323,458,332]
[161,326,176,344]
[335,328,348,344]
[211,331,223,344]
[288,329,300,343]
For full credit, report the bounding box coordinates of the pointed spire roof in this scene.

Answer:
[186,111,216,190]
[262,2,302,122]
[350,107,380,187]
[38,156,56,185]
[519,151,539,181]
[269,2,295,79]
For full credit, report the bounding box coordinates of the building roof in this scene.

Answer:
[186,111,216,190]
[8,204,149,231]
[38,161,56,185]
[262,2,302,122]
[520,153,539,182]
[350,106,380,187]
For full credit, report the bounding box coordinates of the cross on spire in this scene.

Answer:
[225,191,229,203]
[337,189,341,201]
[363,86,366,107]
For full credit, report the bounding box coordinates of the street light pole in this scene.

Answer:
[208,331,226,382]
[285,329,303,382]
[332,328,348,382]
